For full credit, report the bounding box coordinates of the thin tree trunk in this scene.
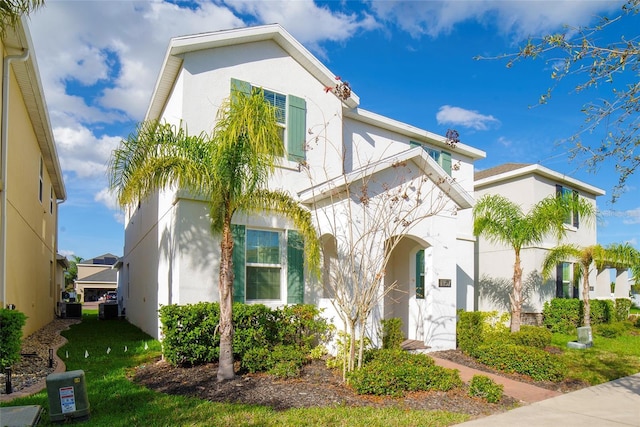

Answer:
[510,250,523,333]
[582,267,591,327]
[217,220,235,381]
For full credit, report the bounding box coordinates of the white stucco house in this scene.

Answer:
[473,163,629,322]
[117,24,485,351]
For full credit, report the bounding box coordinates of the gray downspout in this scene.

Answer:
[1,48,30,308]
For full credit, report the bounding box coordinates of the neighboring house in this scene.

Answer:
[473,163,626,322]
[118,24,485,350]
[75,254,119,302]
[0,17,67,336]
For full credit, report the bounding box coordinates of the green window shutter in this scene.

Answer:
[232,224,246,303]
[440,151,452,176]
[287,95,306,162]
[231,78,251,103]
[416,250,425,299]
[287,230,304,304]
[572,190,580,228]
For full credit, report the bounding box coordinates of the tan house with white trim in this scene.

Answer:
[75,254,119,302]
[1,17,67,336]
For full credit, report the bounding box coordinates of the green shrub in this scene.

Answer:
[381,318,404,350]
[468,375,504,403]
[543,299,581,333]
[160,302,330,368]
[590,299,614,325]
[614,298,633,322]
[594,322,627,338]
[510,325,552,349]
[0,309,26,369]
[241,346,272,373]
[475,342,566,382]
[347,350,462,397]
[269,360,301,379]
[159,302,220,366]
[457,310,485,356]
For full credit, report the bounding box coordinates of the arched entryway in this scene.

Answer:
[383,235,431,341]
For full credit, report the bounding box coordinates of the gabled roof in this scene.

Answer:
[474,163,605,196]
[146,24,360,121]
[3,17,66,200]
[298,146,475,209]
[75,268,117,284]
[78,253,120,266]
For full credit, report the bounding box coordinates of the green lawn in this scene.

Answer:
[551,324,640,385]
[2,312,469,427]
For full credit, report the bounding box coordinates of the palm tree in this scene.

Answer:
[473,193,595,332]
[109,89,320,381]
[542,243,640,327]
[0,0,45,37]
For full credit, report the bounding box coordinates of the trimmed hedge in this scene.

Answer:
[457,311,486,356]
[510,325,552,349]
[159,302,330,368]
[0,309,26,369]
[347,350,462,397]
[543,298,617,333]
[475,342,566,382]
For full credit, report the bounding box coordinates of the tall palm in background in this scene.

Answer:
[0,0,44,36]
[109,90,319,381]
[542,243,640,327]
[473,193,595,332]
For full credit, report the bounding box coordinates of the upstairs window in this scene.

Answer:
[50,185,53,214]
[410,141,452,175]
[231,78,306,162]
[38,157,43,203]
[555,184,579,228]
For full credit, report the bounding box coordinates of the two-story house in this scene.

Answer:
[74,253,119,302]
[118,24,485,350]
[473,163,614,322]
[1,17,67,336]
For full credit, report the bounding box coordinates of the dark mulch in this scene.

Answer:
[132,356,520,416]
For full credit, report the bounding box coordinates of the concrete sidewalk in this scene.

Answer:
[456,373,640,426]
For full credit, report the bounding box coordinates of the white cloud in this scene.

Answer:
[436,105,500,130]
[497,136,512,147]
[94,188,124,224]
[367,0,623,40]
[54,126,121,179]
[600,207,640,225]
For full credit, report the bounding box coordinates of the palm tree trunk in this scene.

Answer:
[510,250,523,333]
[582,267,591,327]
[217,220,235,381]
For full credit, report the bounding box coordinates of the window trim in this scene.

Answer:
[38,156,43,204]
[245,228,284,302]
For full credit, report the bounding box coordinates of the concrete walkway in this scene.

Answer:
[431,356,562,403]
[431,356,640,426]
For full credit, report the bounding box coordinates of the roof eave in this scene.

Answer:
[299,147,475,209]
[475,164,606,197]
[5,17,66,200]
[146,24,359,121]
[344,108,486,161]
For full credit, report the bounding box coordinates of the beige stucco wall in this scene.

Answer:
[2,42,60,336]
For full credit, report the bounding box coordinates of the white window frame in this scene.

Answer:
[245,228,285,302]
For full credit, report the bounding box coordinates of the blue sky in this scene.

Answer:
[28,0,639,260]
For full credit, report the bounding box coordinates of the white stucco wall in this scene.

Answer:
[475,171,601,315]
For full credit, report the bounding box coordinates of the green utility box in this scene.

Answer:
[46,370,90,422]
